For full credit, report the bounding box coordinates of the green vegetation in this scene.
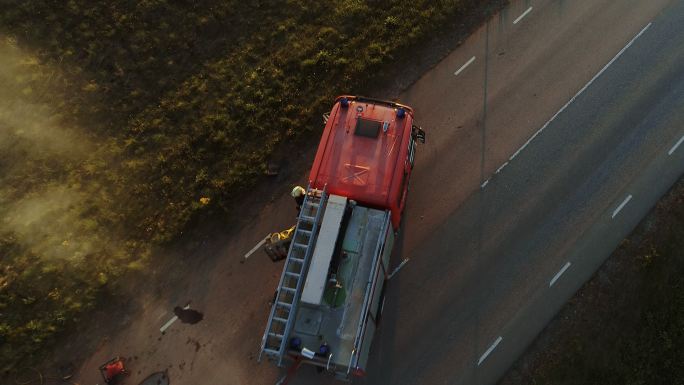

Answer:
[0,0,488,372]
[511,181,684,385]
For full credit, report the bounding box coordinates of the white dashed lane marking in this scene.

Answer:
[611,194,633,219]
[513,7,533,25]
[549,262,571,287]
[668,134,684,155]
[454,56,476,76]
[477,336,503,366]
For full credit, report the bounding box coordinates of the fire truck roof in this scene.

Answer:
[309,96,414,211]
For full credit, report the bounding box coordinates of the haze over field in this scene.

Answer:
[1,38,114,264]
[0,38,142,369]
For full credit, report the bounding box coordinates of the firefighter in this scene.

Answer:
[291,186,305,211]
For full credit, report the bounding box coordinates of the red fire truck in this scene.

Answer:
[259,96,425,382]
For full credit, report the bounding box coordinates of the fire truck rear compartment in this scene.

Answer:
[289,201,389,372]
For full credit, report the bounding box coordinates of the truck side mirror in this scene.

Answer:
[412,125,426,144]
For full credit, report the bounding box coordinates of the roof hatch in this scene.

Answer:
[354,118,381,138]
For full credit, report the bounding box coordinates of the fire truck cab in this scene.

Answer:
[310,95,424,230]
[259,96,424,381]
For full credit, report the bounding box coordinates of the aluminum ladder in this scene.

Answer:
[259,185,328,365]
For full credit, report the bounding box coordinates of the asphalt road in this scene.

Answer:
[297,0,684,384]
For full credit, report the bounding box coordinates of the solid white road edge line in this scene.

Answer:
[477,336,503,366]
[481,179,490,189]
[388,258,410,280]
[508,22,653,163]
[495,162,509,174]
[549,262,572,287]
[513,6,533,25]
[454,56,476,76]
[668,134,684,155]
[160,304,190,333]
[612,194,633,219]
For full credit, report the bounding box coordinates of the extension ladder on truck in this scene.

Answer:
[259,185,328,366]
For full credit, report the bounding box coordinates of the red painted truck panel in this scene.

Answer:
[309,96,415,229]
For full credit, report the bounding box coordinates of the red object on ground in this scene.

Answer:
[99,357,127,384]
[105,360,125,379]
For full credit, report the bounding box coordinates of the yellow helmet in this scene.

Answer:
[291,186,305,198]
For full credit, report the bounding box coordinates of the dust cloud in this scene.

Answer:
[0,36,115,265]
[0,38,88,159]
